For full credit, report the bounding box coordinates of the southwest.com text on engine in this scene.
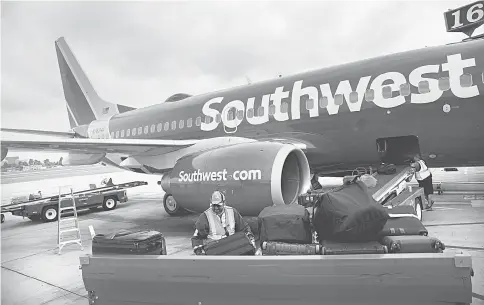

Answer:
[178,169,262,182]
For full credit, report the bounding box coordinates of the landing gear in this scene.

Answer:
[163,193,187,216]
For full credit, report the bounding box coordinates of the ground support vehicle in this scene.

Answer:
[1,181,148,223]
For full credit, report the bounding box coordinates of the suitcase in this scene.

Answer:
[258,204,312,244]
[203,231,255,256]
[379,206,428,237]
[261,241,321,256]
[92,229,167,255]
[380,235,445,253]
[320,240,388,255]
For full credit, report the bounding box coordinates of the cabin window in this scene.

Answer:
[115,131,119,138]
[334,94,344,105]
[319,96,328,108]
[269,104,276,116]
[157,123,162,132]
[204,116,211,124]
[281,102,289,113]
[151,125,155,133]
[171,121,176,130]
[196,116,201,126]
[121,130,125,138]
[481,72,484,84]
[365,89,374,102]
[144,126,149,134]
[187,118,193,128]
[247,108,254,118]
[138,127,142,135]
[418,80,430,94]
[399,83,411,96]
[349,92,359,103]
[438,77,450,91]
[164,122,169,131]
[460,74,473,87]
[237,110,244,120]
[215,113,221,123]
[126,129,131,137]
[306,98,314,110]
[179,119,184,129]
[132,128,136,136]
[382,86,392,99]
[257,106,264,117]
[110,132,114,138]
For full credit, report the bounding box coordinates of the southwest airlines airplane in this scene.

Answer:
[2,15,484,217]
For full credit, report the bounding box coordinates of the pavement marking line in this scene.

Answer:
[425,221,484,227]
[473,292,484,301]
[446,245,484,251]
[1,247,58,264]
[1,265,88,300]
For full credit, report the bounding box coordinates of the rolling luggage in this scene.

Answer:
[258,204,312,244]
[379,206,428,237]
[380,235,445,253]
[312,180,390,242]
[203,231,255,256]
[92,229,167,255]
[320,240,388,255]
[261,241,321,256]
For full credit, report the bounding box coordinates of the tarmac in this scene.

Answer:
[1,166,484,305]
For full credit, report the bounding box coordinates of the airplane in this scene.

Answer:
[2,22,483,218]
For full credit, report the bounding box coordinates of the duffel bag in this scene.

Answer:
[258,204,312,244]
[92,229,167,255]
[203,231,255,256]
[312,179,390,242]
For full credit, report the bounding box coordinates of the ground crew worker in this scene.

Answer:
[310,174,322,191]
[191,190,259,255]
[410,155,435,210]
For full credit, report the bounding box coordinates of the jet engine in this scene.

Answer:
[1,148,8,161]
[160,141,311,216]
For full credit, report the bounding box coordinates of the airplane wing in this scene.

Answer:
[1,128,200,156]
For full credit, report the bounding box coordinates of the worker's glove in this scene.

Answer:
[254,247,262,256]
[193,245,205,255]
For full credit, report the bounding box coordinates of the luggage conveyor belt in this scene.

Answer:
[367,165,414,204]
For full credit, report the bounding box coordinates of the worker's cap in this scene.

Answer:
[210,191,225,206]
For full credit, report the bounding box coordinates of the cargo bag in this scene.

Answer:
[320,240,388,255]
[377,163,397,175]
[380,235,445,253]
[203,231,255,256]
[379,206,428,237]
[258,204,312,244]
[261,241,321,256]
[92,229,167,256]
[312,179,390,242]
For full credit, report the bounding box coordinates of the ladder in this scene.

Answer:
[57,185,84,255]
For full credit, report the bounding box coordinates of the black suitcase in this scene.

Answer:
[92,229,167,255]
[261,241,321,256]
[320,240,388,255]
[258,204,312,244]
[203,231,255,256]
[380,235,445,253]
[379,206,428,237]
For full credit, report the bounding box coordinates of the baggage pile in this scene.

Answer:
[259,178,445,256]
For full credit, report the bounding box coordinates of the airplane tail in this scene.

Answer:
[55,37,136,129]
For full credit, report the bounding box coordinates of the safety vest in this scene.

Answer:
[415,160,431,181]
[204,206,236,241]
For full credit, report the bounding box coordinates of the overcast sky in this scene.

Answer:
[1,0,482,160]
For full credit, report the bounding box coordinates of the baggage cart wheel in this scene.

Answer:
[414,197,423,221]
[102,197,117,211]
[42,206,58,222]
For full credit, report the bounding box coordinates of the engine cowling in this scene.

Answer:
[1,147,8,161]
[160,141,311,216]
[61,152,106,166]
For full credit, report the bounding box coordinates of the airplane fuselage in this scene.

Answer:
[78,36,484,175]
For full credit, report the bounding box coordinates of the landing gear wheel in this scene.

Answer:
[163,193,185,216]
[1,214,4,223]
[42,206,58,222]
[102,197,117,211]
[414,197,423,221]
